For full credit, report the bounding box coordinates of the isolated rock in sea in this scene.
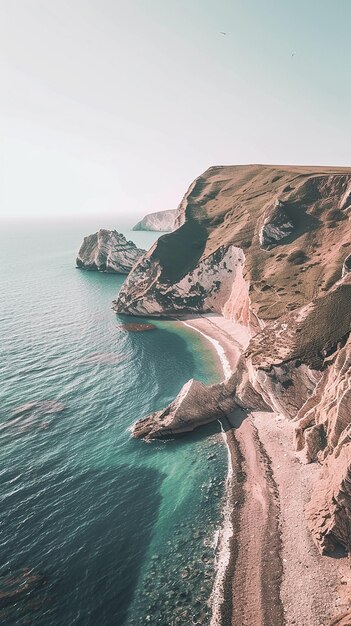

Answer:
[132,209,178,232]
[76,229,145,273]
[115,164,351,556]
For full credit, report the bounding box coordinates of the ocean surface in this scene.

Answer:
[0,219,227,625]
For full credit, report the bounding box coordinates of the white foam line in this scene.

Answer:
[181,320,232,381]
[180,319,239,623]
[209,420,234,626]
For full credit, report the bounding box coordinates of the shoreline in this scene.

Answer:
[177,313,351,626]
[178,313,250,383]
[178,314,248,625]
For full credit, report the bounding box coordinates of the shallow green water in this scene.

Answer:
[0,220,227,625]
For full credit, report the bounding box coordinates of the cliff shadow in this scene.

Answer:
[222,407,249,431]
[0,464,163,626]
[274,201,322,248]
[153,220,208,283]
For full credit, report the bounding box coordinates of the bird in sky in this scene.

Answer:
[220,31,227,35]
[291,51,296,57]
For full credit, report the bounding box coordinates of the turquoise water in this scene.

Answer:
[0,221,227,625]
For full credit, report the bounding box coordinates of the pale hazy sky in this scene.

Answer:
[0,0,350,221]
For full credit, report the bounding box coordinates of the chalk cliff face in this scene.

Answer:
[114,244,249,324]
[132,209,178,232]
[114,164,351,556]
[76,229,145,274]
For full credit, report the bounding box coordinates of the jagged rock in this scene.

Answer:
[76,229,145,273]
[133,209,178,232]
[292,335,351,554]
[259,200,294,248]
[305,442,351,554]
[294,334,351,462]
[132,379,226,439]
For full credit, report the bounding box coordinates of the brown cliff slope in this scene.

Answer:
[115,164,351,320]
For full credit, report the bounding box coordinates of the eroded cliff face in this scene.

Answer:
[114,244,250,324]
[114,164,351,556]
[132,209,178,232]
[294,334,351,554]
[76,229,145,274]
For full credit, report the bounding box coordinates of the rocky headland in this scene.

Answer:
[76,229,145,273]
[113,164,351,625]
[132,208,178,232]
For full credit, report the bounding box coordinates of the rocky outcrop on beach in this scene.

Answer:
[114,165,351,567]
[132,379,223,439]
[76,229,145,273]
[132,209,178,232]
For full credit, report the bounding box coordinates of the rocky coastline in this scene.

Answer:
[113,164,351,625]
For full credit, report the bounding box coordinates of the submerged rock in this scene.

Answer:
[76,229,145,274]
[0,568,47,609]
[116,323,156,332]
[12,401,65,417]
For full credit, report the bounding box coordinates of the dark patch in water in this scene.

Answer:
[80,353,123,365]
[0,465,163,625]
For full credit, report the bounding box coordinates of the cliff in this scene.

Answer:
[132,209,178,232]
[76,229,145,274]
[113,164,351,563]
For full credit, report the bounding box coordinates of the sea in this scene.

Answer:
[0,219,228,626]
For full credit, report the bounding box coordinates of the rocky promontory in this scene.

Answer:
[132,209,178,232]
[76,229,145,273]
[113,164,351,624]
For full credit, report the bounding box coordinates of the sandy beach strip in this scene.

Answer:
[179,313,250,381]
[178,314,250,624]
[177,313,351,625]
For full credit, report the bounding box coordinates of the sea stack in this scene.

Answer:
[132,209,178,232]
[76,229,145,274]
[113,164,351,609]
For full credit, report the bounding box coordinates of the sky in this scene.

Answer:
[0,0,350,221]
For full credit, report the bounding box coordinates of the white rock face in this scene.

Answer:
[259,200,294,248]
[132,209,178,232]
[132,378,226,439]
[114,244,250,323]
[76,229,145,274]
[342,253,351,277]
